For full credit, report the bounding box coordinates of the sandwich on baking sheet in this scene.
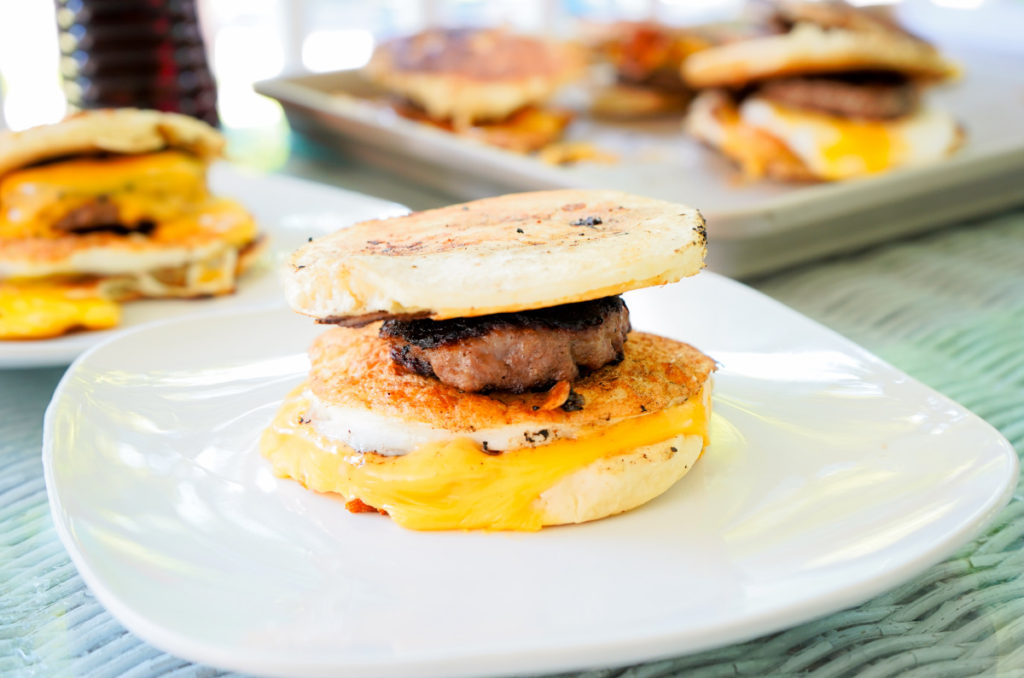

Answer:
[586,21,713,118]
[682,0,961,181]
[262,189,715,531]
[0,109,263,340]
[363,27,585,152]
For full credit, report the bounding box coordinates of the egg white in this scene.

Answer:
[0,241,231,279]
[306,389,596,456]
[740,97,960,180]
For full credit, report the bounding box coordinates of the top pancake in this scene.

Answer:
[0,109,225,180]
[683,2,956,88]
[309,325,716,433]
[365,28,585,124]
[285,189,707,323]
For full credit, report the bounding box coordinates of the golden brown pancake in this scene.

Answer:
[365,28,585,126]
[683,4,956,89]
[0,108,224,179]
[286,189,706,323]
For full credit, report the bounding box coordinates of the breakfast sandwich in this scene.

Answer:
[364,28,585,152]
[682,0,961,181]
[0,109,263,339]
[587,21,711,118]
[262,189,714,531]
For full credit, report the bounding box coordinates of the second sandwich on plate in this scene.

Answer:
[0,108,263,340]
[262,189,715,531]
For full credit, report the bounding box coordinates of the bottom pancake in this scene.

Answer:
[260,327,715,531]
[262,384,708,531]
[307,326,714,437]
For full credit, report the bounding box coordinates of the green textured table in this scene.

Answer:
[3,148,1023,677]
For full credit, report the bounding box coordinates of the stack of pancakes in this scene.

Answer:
[0,109,262,339]
[262,189,715,531]
[683,0,961,181]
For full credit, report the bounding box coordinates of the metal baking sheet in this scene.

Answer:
[257,46,1024,278]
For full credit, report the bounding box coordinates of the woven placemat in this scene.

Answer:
[3,212,1022,678]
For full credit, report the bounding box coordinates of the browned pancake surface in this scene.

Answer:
[374,28,580,82]
[308,325,716,432]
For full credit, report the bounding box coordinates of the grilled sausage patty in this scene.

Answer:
[53,199,156,236]
[756,74,919,120]
[380,296,631,393]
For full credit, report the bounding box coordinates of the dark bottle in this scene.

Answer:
[55,0,219,126]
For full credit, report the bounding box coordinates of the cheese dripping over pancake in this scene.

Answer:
[260,384,709,531]
[0,281,119,339]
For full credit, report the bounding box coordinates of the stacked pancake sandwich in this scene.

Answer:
[0,109,263,340]
[682,0,961,181]
[364,28,585,152]
[588,21,711,118]
[262,189,715,531]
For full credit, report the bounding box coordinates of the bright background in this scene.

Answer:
[0,0,1020,154]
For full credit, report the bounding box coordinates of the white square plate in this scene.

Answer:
[0,164,407,368]
[43,272,1016,678]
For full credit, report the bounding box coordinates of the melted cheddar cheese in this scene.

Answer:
[764,104,894,179]
[149,197,258,248]
[261,386,709,531]
[737,99,958,181]
[0,151,208,238]
[0,281,119,339]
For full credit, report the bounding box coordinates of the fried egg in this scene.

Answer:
[739,97,961,180]
[306,388,587,455]
[0,281,119,340]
